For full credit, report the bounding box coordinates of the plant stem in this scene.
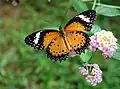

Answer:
[83,0,120,9]
[96,3,120,9]
[92,0,97,10]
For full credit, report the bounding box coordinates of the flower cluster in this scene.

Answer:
[79,64,102,86]
[90,30,117,58]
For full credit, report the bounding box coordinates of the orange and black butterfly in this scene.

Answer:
[24,10,96,62]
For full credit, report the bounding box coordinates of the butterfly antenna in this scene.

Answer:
[59,6,70,28]
[41,19,60,27]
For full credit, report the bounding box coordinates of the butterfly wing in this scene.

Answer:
[64,10,96,32]
[63,10,96,56]
[24,30,59,50]
[66,31,90,55]
[46,35,70,62]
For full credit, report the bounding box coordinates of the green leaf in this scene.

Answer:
[71,0,88,12]
[91,24,101,34]
[96,6,120,16]
[80,50,92,62]
[112,44,120,60]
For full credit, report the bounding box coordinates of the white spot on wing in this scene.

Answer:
[33,32,40,44]
[76,15,90,23]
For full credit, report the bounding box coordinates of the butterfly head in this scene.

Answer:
[59,26,62,31]
[58,26,65,36]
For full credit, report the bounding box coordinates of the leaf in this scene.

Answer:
[112,44,120,60]
[91,24,102,34]
[71,0,88,12]
[96,6,120,16]
[80,50,92,62]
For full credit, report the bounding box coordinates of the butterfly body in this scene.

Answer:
[24,10,96,62]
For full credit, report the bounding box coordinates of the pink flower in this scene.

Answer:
[79,64,102,86]
[79,66,88,75]
[90,30,117,58]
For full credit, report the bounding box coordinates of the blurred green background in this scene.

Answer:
[0,0,120,89]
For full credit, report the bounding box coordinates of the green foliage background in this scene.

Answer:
[0,0,120,89]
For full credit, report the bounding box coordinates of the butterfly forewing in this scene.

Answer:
[64,10,96,32]
[24,30,59,50]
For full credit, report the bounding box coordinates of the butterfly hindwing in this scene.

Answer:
[24,30,59,50]
[46,36,70,62]
[66,31,90,55]
[64,10,96,32]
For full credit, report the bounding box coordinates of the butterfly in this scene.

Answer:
[24,10,96,62]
